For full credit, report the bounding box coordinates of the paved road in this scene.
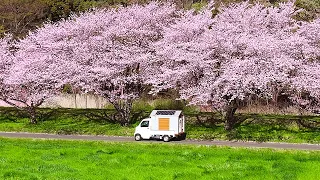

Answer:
[1,132,320,151]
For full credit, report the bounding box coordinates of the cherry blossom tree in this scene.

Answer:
[10,2,179,125]
[68,2,179,125]
[0,35,14,102]
[290,18,320,114]
[0,34,63,123]
[151,1,320,130]
[7,0,319,128]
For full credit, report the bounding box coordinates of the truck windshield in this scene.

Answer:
[141,121,149,127]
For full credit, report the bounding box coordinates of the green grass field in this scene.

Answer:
[0,138,320,180]
[0,107,319,144]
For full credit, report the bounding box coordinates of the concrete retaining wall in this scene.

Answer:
[0,94,108,109]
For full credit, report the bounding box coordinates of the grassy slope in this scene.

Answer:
[0,107,319,143]
[0,138,320,180]
[187,114,320,143]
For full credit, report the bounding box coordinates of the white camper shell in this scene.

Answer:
[134,110,186,142]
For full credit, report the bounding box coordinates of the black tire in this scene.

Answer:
[135,134,142,141]
[180,133,187,140]
[163,135,170,142]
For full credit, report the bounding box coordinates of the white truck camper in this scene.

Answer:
[134,110,186,142]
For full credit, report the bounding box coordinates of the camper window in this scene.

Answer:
[141,121,149,127]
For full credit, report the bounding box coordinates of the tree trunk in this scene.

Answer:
[111,99,133,126]
[224,100,238,131]
[120,107,131,126]
[27,106,37,124]
[120,99,132,126]
[74,94,77,108]
[1,99,43,124]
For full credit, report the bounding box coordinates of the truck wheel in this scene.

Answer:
[163,135,170,142]
[135,134,142,141]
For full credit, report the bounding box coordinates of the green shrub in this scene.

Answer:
[132,99,153,113]
[191,1,208,11]
[183,104,200,114]
[152,99,186,110]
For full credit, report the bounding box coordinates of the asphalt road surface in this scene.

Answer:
[0,132,319,151]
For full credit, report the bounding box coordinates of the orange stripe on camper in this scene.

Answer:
[159,118,169,130]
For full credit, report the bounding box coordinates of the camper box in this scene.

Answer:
[134,110,186,142]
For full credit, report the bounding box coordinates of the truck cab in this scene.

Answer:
[134,110,186,142]
[135,118,151,140]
